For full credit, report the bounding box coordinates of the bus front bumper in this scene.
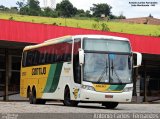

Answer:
[80,89,132,102]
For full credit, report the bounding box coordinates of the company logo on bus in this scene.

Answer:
[32,67,46,75]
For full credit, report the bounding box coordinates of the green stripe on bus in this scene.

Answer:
[115,85,126,90]
[43,64,57,93]
[108,85,119,90]
[109,84,126,91]
[49,63,63,92]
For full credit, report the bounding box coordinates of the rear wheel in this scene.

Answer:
[29,90,33,104]
[102,102,119,109]
[29,88,46,104]
[63,87,78,106]
[30,88,37,104]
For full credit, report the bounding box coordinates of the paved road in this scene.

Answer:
[0,101,160,113]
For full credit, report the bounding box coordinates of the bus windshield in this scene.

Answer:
[84,53,132,83]
[83,38,132,84]
[83,38,131,53]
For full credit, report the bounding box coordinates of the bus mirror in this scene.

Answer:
[133,52,142,68]
[79,48,84,65]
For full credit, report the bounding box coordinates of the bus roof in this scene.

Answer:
[23,35,129,51]
[73,35,129,41]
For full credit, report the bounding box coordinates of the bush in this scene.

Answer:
[9,16,14,20]
[101,23,110,31]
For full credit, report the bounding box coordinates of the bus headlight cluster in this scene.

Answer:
[82,85,95,91]
[123,87,133,92]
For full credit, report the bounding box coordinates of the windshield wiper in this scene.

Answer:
[111,60,122,83]
[97,61,108,83]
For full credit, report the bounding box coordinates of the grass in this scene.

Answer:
[0,12,160,37]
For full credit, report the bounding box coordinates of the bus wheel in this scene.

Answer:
[29,88,37,104]
[102,102,119,109]
[63,87,78,107]
[29,91,33,104]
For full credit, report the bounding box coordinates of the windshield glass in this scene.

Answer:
[84,53,109,83]
[84,38,131,53]
[83,53,132,83]
[109,54,132,83]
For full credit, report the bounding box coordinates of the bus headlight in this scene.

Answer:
[82,85,95,91]
[123,87,133,92]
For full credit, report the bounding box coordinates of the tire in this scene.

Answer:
[29,91,33,104]
[29,88,46,105]
[29,88,37,104]
[63,87,78,107]
[102,102,119,109]
[32,88,37,104]
[27,87,31,98]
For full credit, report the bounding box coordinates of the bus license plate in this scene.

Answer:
[105,95,113,98]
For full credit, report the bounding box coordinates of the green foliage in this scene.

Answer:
[0,5,10,12]
[0,5,18,13]
[0,5,7,11]
[56,0,77,17]
[16,0,25,9]
[42,7,58,18]
[75,9,92,17]
[19,6,29,15]
[8,16,14,20]
[101,23,110,31]
[19,0,41,16]
[117,13,126,19]
[90,3,112,17]
[92,23,99,30]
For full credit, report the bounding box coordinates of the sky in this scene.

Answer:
[0,0,159,18]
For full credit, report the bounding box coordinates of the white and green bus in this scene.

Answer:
[20,35,142,109]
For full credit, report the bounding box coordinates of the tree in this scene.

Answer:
[56,0,77,17]
[109,14,118,19]
[85,10,92,17]
[16,0,25,9]
[28,0,41,16]
[90,3,112,17]
[19,6,29,15]
[75,9,92,17]
[0,5,6,11]
[19,0,41,16]
[117,12,126,19]
[42,7,58,18]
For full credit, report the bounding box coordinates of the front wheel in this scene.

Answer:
[63,87,78,106]
[102,102,119,109]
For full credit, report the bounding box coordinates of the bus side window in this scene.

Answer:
[26,51,34,66]
[22,52,27,67]
[51,47,55,63]
[73,39,81,84]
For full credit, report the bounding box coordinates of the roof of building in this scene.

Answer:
[0,19,160,54]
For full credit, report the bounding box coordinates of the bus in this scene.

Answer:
[20,35,142,109]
